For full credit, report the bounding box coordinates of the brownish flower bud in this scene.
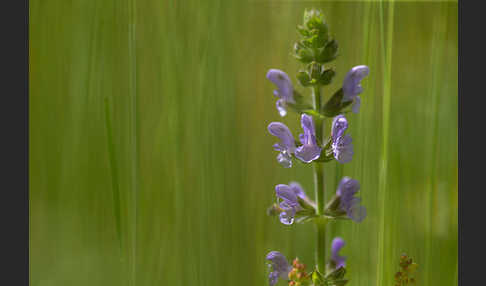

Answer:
[288,268,298,280]
[292,258,300,268]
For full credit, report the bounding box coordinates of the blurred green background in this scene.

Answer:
[30,1,457,285]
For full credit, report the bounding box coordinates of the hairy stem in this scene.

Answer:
[313,85,326,273]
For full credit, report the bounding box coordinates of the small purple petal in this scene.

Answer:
[268,122,296,152]
[266,251,291,286]
[279,210,295,225]
[275,184,299,207]
[332,134,353,164]
[331,115,348,140]
[336,177,366,222]
[300,114,315,135]
[276,99,287,117]
[336,177,360,197]
[295,141,322,163]
[266,69,294,103]
[277,151,292,168]
[295,114,321,163]
[331,237,347,268]
[348,204,367,222]
[342,65,369,102]
[268,272,279,286]
[352,96,361,114]
[289,182,307,200]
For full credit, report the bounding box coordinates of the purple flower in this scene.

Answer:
[266,251,291,286]
[342,65,369,113]
[331,237,346,269]
[268,122,296,168]
[336,177,367,222]
[267,69,295,117]
[275,184,302,225]
[295,114,321,163]
[331,115,354,163]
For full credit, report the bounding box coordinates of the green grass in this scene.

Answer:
[30,1,457,286]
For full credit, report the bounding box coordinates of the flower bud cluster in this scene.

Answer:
[288,258,311,286]
[394,253,418,286]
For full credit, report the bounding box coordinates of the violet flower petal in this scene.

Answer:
[266,69,294,103]
[331,237,347,269]
[348,204,367,222]
[268,122,296,153]
[332,134,353,164]
[276,99,288,117]
[342,65,369,102]
[331,115,348,140]
[266,251,291,286]
[277,151,292,168]
[289,182,307,200]
[295,114,321,163]
[275,184,299,207]
[352,96,361,114]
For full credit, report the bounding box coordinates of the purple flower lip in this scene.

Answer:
[294,114,321,163]
[342,65,369,114]
[266,251,291,286]
[336,177,366,222]
[331,115,353,164]
[331,115,348,140]
[267,69,295,117]
[331,237,346,269]
[268,122,296,168]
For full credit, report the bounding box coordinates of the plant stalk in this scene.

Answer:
[313,85,327,273]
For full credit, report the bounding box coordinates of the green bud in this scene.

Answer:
[297,71,312,87]
[303,9,326,31]
[326,265,346,280]
[266,204,280,217]
[311,268,324,286]
[296,25,310,37]
[317,68,335,85]
[317,39,338,63]
[324,195,342,215]
[293,42,314,63]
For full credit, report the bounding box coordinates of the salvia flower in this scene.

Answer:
[331,115,354,163]
[336,177,367,222]
[267,69,295,117]
[342,65,369,113]
[268,122,296,168]
[295,114,322,163]
[266,251,292,286]
[331,237,346,269]
[275,184,302,225]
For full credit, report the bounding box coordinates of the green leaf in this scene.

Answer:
[317,39,338,63]
[321,88,344,117]
[312,268,325,286]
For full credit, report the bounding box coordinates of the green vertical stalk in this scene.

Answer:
[377,1,395,286]
[104,97,123,256]
[313,85,327,273]
[128,0,138,285]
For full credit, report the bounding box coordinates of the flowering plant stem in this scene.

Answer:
[265,9,370,286]
[312,85,327,273]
